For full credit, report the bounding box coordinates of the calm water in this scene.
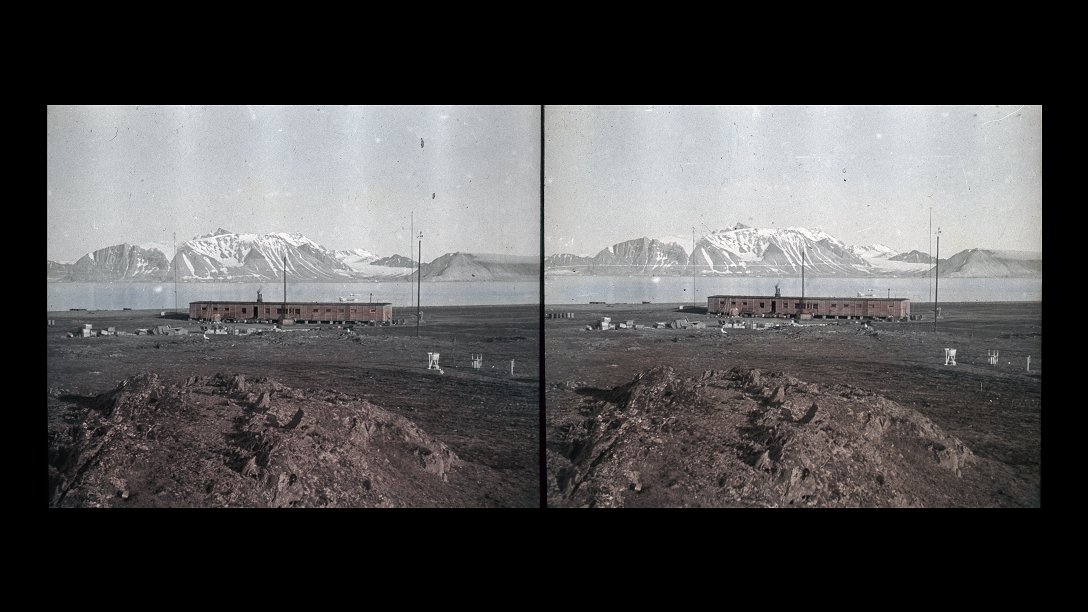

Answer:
[545,275,1042,305]
[45,277,1042,310]
[47,281,539,311]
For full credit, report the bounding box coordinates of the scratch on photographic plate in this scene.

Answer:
[982,105,1025,127]
[982,105,1025,144]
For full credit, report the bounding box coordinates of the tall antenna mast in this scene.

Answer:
[173,231,178,314]
[934,227,940,333]
[411,211,414,313]
[691,226,696,307]
[282,254,287,322]
[929,207,933,307]
[416,231,422,337]
[801,247,806,307]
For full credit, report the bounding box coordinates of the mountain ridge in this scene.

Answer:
[545,225,1040,278]
[49,230,538,282]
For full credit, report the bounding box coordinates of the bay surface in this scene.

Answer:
[48,281,539,311]
[545,275,1041,305]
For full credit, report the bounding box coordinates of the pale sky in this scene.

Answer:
[47,105,541,263]
[544,105,1041,257]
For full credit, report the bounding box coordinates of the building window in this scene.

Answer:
[731,301,736,305]
[370,308,376,313]
[201,306,207,311]
[832,303,836,307]
[213,307,218,311]
[265,307,270,314]
[313,308,319,313]
[242,307,247,314]
[760,302,765,308]
[743,301,747,306]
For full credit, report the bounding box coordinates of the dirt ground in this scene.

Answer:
[48,305,539,507]
[545,302,1041,507]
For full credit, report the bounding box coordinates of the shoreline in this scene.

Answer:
[48,303,540,316]
[543,300,1042,307]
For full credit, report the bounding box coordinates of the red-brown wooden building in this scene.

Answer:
[707,294,910,320]
[189,300,393,324]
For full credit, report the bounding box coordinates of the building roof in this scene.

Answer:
[190,301,392,306]
[707,295,908,301]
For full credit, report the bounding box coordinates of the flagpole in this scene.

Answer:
[411,211,414,313]
[934,227,940,333]
[929,207,932,308]
[173,232,178,314]
[416,232,422,338]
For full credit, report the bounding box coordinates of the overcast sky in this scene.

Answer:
[47,105,540,263]
[545,105,1041,257]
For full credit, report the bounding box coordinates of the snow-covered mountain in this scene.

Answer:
[174,228,360,281]
[542,253,595,270]
[595,237,689,274]
[545,224,1037,278]
[849,243,897,260]
[693,226,871,275]
[56,244,173,282]
[49,229,538,282]
[333,248,379,272]
[544,238,687,275]
[546,226,876,276]
[371,254,416,268]
[889,250,935,263]
[48,260,74,282]
[418,253,540,281]
[925,249,1041,278]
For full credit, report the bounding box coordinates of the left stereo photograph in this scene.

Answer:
[47,105,542,508]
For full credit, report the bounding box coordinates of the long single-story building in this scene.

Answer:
[708,294,910,320]
[189,300,393,324]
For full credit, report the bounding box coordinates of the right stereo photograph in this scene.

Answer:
[544,105,1041,508]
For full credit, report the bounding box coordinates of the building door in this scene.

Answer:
[771,300,777,314]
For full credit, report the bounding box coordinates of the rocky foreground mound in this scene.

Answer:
[49,373,461,507]
[548,367,976,507]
